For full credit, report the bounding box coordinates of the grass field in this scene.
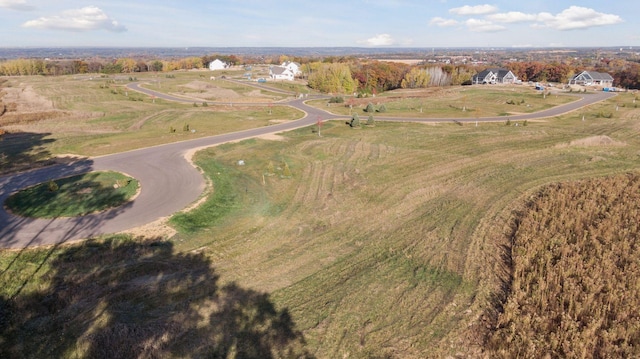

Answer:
[1,74,640,357]
[0,73,303,157]
[311,85,576,118]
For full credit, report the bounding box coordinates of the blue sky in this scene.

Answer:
[0,0,637,48]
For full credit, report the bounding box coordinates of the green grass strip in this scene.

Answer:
[5,171,138,218]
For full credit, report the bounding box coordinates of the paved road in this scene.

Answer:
[0,84,615,248]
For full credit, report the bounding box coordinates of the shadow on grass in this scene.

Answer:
[5,171,138,218]
[0,131,56,176]
[0,236,312,358]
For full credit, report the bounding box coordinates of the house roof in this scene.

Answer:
[270,66,289,75]
[473,68,515,80]
[578,70,613,81]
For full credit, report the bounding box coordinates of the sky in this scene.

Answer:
[0,0,637,48]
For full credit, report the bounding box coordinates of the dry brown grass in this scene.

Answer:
[485,173,640,358]
[555,135,626,148]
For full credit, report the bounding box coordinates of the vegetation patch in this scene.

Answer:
[486,172,640,357]
[5,171,139,218]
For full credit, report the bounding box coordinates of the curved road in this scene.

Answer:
[0,84,615,248]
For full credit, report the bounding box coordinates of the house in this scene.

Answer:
[472,68,518,85]
[281,61,302,76]
[569,70,614,86]
[208,59,228,71]
[269,65,295,81]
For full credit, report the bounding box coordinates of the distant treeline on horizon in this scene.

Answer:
[0,46,632,60]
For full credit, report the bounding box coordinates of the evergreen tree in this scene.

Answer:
[350,114,360,127]
[365,103,375,113]
[367,115,375,126]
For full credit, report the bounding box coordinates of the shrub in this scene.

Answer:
[505,119,512,126]
[350,114,360,128]
[48,180,58,192]
[378,104,387,113]
[367,115,375,126]
[364,103,375,113]
[328,96,344,104]
[282,162,292,178]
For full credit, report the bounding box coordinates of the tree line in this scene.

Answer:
[2,54,639,91]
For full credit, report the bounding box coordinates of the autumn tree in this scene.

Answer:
[351,61,409,93]
[149,60,163,72]
[116,58,137,73]
[0,59,47,76]
[613,63,640,89]
[425,66,451,86]
[307,63,357,94]
[401,67,430,89]
[449,65,475,85]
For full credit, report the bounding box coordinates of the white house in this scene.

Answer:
[282,61,302,76]
[269,66,295,81]
[569,71,614,86]
[472,68,518,85]
[208,59,228,71]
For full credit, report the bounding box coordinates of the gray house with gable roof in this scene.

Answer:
[472,68,518,85]
[569,70,614,86]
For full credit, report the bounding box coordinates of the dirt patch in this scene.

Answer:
[557,135,626,148]
[176,81,240,100]
[120,216,176,239]
[0,83,71,126]
[2,84,55,112]
[256,133,287,141]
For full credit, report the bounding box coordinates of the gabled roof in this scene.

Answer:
[270,66,289,75]
[573,70,613,80]
[473,68,515,80]
[584,71,613,81]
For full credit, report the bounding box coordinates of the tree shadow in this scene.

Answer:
[0,131,56,176]
[0,163,115,247]
[0,237,312,358]
[5,171,137,218]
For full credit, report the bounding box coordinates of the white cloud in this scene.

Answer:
[360,33,395,46]
[0,0,34,11]
[535,6,623,30]
[486,6,622,31]
[22,6,127,32]
[449,4,498,16]
[487,11,538,23]
[429,17,458,27]
[465,18,505,32]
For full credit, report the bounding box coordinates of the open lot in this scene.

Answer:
[0,73,302,162]
[1,73,639,357]
[311,85,576,118]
